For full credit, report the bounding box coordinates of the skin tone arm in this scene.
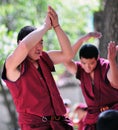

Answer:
[107,41,118,89]
[72,32,102,56]
[63,32,102,75]
[47,6,73,64]
[5,11,52,81]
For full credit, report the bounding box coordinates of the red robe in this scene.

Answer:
[2,52,74,130]
[76,58,118,130]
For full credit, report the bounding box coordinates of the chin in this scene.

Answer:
[35,57,40,60]
[85,70,92,73]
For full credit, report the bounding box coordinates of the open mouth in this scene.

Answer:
[36,50,41,54]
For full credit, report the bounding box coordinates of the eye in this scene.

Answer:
[81,61,86,65]
[41,40,43,44]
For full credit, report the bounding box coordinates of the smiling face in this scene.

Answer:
[80,57,98,73]
[28,40,43,61]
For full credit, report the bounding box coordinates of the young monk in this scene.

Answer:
[2,6,74,130]
[64,32,118,130]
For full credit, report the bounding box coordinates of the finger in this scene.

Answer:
[48,14,52,25]
[48,11,55,20]
[108,41,116,53]
[49,6,55,13]
[95,32,102,38]
[116,45,118,51]
[49,7,57,18]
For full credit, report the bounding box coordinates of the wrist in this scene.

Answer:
[53,24,60,29]
[43,23,51,30]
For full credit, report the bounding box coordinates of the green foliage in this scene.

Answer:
[0,0,100,75]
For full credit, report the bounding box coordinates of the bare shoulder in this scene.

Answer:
[5,60,21,82]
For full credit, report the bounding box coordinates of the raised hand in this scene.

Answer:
[44,13,52,30]
[87,32,102,39]
[48,6,59,28]
[107,41,117,61]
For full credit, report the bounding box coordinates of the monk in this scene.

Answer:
[2,6,74,130]
[64,32,118,130]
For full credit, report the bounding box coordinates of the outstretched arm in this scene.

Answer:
[5,11,52,81]
[63,32,102,75]
[72,32,102,57]
[47,6,73,64]
[107,41,118,89]
[6,15,51,69]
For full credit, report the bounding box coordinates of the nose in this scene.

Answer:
[86,64,91,70]
[36,44,40,48]
[36,43,43,48]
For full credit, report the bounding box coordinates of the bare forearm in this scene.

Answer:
[72,32,101,57]
[21,25,49,50]
[107,41,118,88]
[108,61,118,88]
[54,26,73,60]
[72,34,91,56]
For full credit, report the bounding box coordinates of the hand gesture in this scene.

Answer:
[44,13,52,30]
[87,32,102,39]
[79,32,102,43]
[107,41,117,61]
[48,6,59,28]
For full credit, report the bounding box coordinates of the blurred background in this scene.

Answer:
[0,0,118,129]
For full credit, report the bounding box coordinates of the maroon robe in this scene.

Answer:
[76,58,118,130]
[2,51,73,130]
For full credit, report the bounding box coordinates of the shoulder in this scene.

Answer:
[40,51,55,71]
[97,58,110,79]
[97,58,109,70]
[41,51,51,60]
[76,61,83,79]
[99,58,109,65]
